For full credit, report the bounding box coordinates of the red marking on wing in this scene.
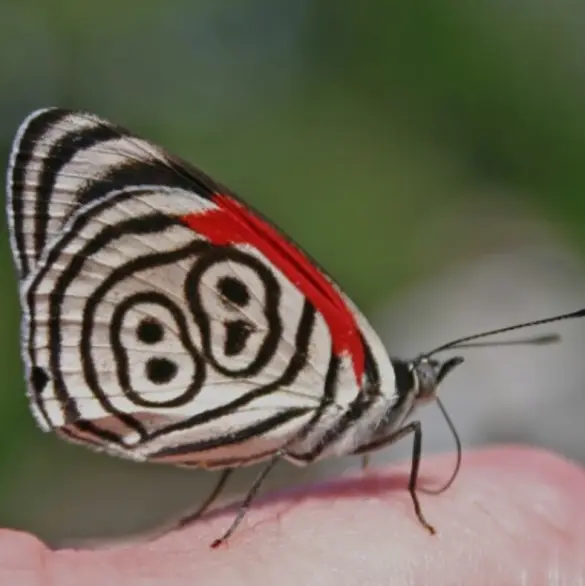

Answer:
[180,194,365,385]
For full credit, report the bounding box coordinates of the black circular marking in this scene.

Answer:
[146,357,178,384]
[217,276,250,307]
[185,246,283,378]
[110,290,206,408]
[30,366,49,395]
[137,317,164,344]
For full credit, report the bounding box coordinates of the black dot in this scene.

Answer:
[30,366,49,394]
[137,318,164,344]
[217,276,250,307]
[146,357,177,384]
[224,320,253,356]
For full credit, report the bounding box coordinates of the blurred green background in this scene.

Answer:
[1,0,585,546]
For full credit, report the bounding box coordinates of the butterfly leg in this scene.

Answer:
[175,468,234,530]
[351,421,436,535]
[211,450,283,549]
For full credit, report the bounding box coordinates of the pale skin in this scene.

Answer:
[1,446,584,586]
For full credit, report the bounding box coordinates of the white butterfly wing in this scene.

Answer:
[6,109,396,468]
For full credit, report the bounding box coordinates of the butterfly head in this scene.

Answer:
[407,355,464,405]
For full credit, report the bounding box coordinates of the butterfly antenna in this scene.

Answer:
[445,332,560,350]
[425,307,585,356]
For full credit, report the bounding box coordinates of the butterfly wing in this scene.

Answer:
[6,109,396,467]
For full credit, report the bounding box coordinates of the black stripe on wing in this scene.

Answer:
[286,333,382,463]
[8,109,66,279]
[6,108,224,280]
[148,408,313,460]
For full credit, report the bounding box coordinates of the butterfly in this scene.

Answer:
[6,108,585,548]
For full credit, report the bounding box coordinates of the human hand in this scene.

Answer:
[1,446,583,586]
